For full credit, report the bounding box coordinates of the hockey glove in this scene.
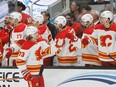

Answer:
[31,76,44,87]
[5,48,13,58]
[66,33,75,42]
[22,70,32,81]
[4,25,13,32]
[82,36,90,48]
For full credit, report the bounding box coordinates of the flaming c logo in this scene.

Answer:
[100,35,112,47]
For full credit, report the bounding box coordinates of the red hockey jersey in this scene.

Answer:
[21,12,32,25]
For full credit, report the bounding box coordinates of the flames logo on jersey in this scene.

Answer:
[69,44,76,52]
[100,35,112,47]
[42,47,51,56]
[35,47,42,60]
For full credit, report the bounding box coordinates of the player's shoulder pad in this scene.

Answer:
[22,40,35,50]
[110,23,116,32]
[38,24,47,34]
[14,23,27,32]
[15,39,25,47]
[94,24,104,30]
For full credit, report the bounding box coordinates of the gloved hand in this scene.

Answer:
[5,48,13,58]
[66,33,75,41]
[82,36,90,48]
[4,25,13,32]
[23,72,32,81]
[31,76,44,87]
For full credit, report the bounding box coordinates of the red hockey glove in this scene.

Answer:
[31,76,44,87]
[5,48,13,58]
[82,36,90,48]
[66,33,75,41]
[23,71,32,81]
[4,25,13,31]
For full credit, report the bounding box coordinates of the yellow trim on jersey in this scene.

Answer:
[11,52,19,57]
[42,47,51,56]
[27,65,42,72]
[82,54,101,64]
[99,51,116,59]
[16,59,26,66]
[57,56,78,63]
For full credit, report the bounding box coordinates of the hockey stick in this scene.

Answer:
[1,50,8,66]
[0,77,23,81]
[108,54,116,61]
[106,42,116,61]
[39,65,44,76]
[7,29,12,66]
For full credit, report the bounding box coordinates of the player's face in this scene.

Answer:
[66,15,74,26]
[82,9,88,15]
[100,17,108,25]
[32,21,36,26]
[54,23,59,29]
[80,21,85,27]
[32,32,39,41]
[4,16,10,24]
[32,21,40,27]
[54,23,63,31]
[9,17,15,26]
[65,15,71,21]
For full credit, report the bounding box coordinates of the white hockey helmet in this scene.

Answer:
[9,12,22,22]
[81,14,93,24]
[100,11,113,22]
[26,26,38,37]
[33,14,44,24]
[54,16,67,27]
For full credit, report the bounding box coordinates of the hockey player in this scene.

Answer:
[16,26,56,87]
[54,16,81,66]
[81,14,101,67]
[33,14,53,66]
[0,16,12,66]
[33,14,53,44]
[4,12,27,66]
[82,11,116,67]
[65,13,83,38]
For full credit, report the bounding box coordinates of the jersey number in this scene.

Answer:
[19,52,25,57]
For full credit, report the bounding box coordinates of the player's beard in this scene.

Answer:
[66,21,73,26]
